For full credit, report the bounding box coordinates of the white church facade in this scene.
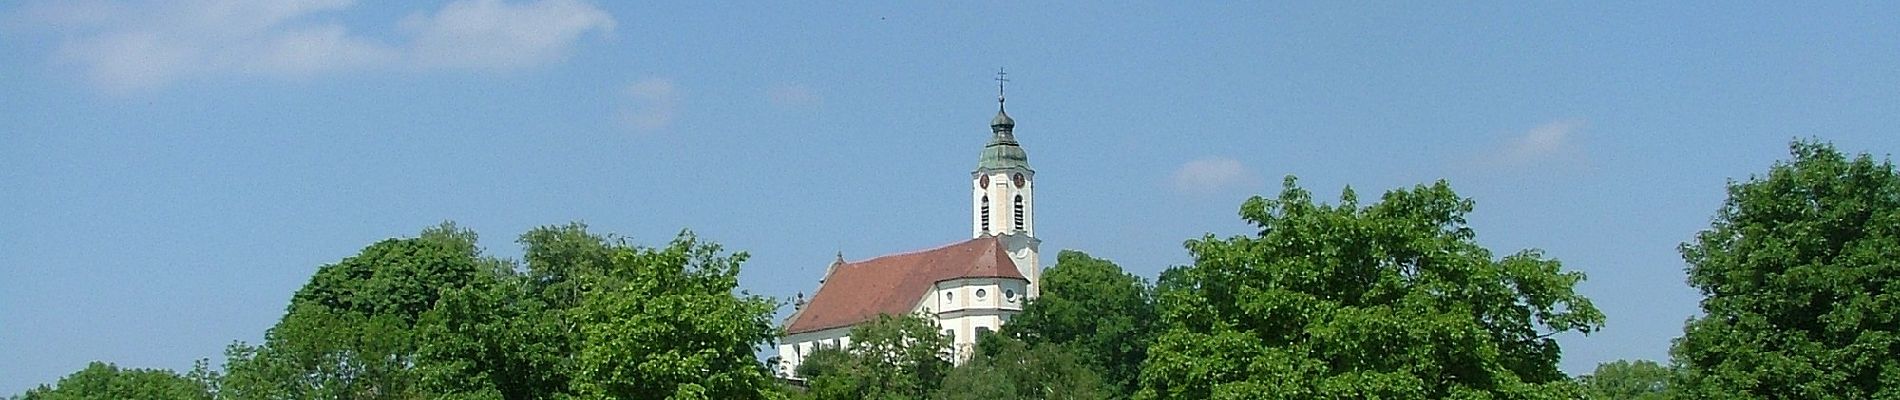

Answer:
[776,85,1042,377]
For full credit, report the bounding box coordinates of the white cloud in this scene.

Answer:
[1492,119,1585,166]
[402,0,615,70]
[766,83,822,108]
[55,30,201,93]
[18,0,614,93]
[617,78,677,132]
[244,25,397,77]
[1171,157,1261,194]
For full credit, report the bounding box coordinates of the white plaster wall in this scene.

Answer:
[972,169,1034,238]
[999,234,1041,298]
[920,277,1029,362]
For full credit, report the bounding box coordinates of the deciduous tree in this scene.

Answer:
[797,314,951,400]
[16,362,213,400]
[1671,140,1900,398]
[1004,250,1156,395]
[937,334,1115,400]
[569,232,784,400]
[1139,177,1602,399]
[221,223,498,400]
[1578,360,1672,400]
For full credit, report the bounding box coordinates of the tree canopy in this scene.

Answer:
[16,362,213,400]
[1671,140,1900,398]
[569,232,783,400]
[935,334,1115,400]
[212,222,785,400]
[1138,177,1603,399]
[220,224,498,400]
[1577,360,1672,400]
[796,314,952,400]
[1003,250,1156,396]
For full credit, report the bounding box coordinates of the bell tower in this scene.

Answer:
[971,69,1042,295]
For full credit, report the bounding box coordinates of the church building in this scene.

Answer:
[777,82,1042,377]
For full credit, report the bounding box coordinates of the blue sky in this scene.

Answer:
[4,1,1899,393]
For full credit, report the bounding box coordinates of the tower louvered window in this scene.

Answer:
[1013,195,1025,231]
[981,196,991,233]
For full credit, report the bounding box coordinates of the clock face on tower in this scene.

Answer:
[1012,173,1026,188]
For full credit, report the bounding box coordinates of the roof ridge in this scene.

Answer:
[837,236,996,266]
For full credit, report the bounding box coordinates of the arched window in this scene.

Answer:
[1013,195,1025,231]
[980,196,991,233]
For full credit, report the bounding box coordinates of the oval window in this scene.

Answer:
[976,289,987,299]
[945,292,954,301]
[1005,289,1016,300]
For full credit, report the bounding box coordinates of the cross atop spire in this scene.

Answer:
[994,68,1009,108]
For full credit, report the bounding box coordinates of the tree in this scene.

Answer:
[16,362,213,400]
[797,314,952,400]
[217,222,789,400]
[1671,140,1900,398]
[1578,360,1672,400]
[568,231,783,400]
[220,223,501,400]
[936,334,1115,400]
[1138,177,1603,399]
[1003,250,1156,395]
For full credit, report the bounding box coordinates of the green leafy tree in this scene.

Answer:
[936,334,1115,400]
[1671,140,1900,398]
[1139,177,1603,399]
[417,222,628,400]
[219,222,788,400]
[1578,360,1672,400]
[221,223,499,400]
[16,362,213,400]
[798,314,952,400]
[793,347,854,383]
[569,231,784,400]
[1003,250,1156,395]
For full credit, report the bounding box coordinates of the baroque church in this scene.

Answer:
[777,80,1042,377]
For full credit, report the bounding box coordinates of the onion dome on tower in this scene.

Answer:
[977,75,1029,171]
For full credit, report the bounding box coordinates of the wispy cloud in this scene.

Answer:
[1171,157,1262,194]
[402,0,614,70]
[16,0,614,93]
[1489,119,1586,166]
[616,78,677,132]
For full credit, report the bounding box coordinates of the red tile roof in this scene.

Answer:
[784,236,1025,334]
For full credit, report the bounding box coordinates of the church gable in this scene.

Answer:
[784,236,1025,334]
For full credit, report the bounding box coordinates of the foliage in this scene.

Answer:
[797,314,952,400]
[793,347,854,383]
[1671,140,1900,398]
[1003,250,1157,395]
[936,334,1115,400]
[221,223,495,400]
[1577,360,1672,400]
[569,232,784,400]
[16,362,213,400]
[209,222,786,400]
[1138,177,1603,399]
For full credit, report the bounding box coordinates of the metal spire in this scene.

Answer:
[994,67,1009,110]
